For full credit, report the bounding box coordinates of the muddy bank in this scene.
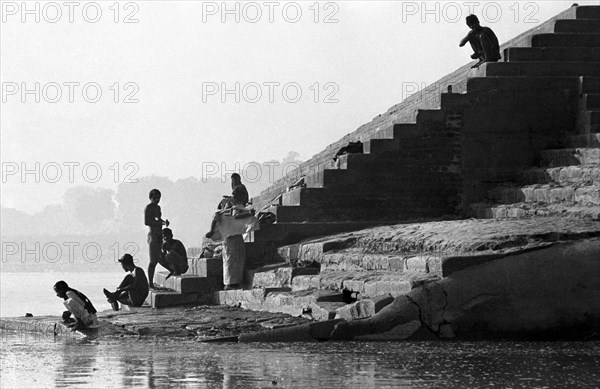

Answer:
[0,305,312,341]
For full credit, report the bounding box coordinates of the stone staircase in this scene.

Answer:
[249,5,600,246]
[145,256,224,308]
[148,5,600,312]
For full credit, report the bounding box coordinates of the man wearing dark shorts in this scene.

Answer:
[104,254,150,309]
[145,188,168,288]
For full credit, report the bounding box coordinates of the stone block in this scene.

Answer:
[532,33,600,48]
[576,6,600,19]
[335,300,375,321]
[292,275,320,291]
[147,290,211,309]
[252,265,320,289]
[480,61,600,77]
[310,301,346,321]
[363,280,412,298]
[505,47,600,62]
[189,257,223,278]
[155,272,222,294]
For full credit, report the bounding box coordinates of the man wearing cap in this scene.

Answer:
[103,254,150,310]
[161,228,189,277]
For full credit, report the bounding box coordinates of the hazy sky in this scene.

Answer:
[1,0,595,214]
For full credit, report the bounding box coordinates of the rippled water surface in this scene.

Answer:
[1,331,599,388]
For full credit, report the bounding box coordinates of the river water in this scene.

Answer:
[1,332,599,388]
[2,273,600,388]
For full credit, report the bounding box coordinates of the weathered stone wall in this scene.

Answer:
[460,78,580,206]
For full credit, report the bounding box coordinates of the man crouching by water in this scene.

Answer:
[53,281,99,331]
[103,254,150,311]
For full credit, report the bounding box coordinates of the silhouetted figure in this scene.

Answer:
[459,14,501,68]
[53,281,99,331]
[332,141,363,167]
[103,254,150,310]
[161,228,189,278]
[206,173,250,239]
[145,188,169,288]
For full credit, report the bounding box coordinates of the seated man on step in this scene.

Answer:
[459,14,501,68]
[104,254,150,310]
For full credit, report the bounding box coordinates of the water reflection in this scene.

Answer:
[1,332,600,388]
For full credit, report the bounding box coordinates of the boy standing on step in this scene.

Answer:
[459,14,501,68]
[145,188,169,288]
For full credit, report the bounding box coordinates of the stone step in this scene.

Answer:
[578,110,600,133]
[319,251,442,275]
[492,184,600,206]
[154,271,223,294]
[213,287,345,319]
[267,201,439,224]
[582,77,600,94]
[504,47,600,62]
[583,77,600,92]
[467,76,579,93]
[281,187,325,206]
[584,94,600,110]
[370,123,421,140]
[363,138,402,155]
[531,33,600,48]
[250,221,389,245]
[318,270,439,299]
[292,275,320,291]
[305,168,346,188]
[188,257,223,277]
[440,92,472,108]
[576,6,600,19]
[521,165,600,185]
[566,133,600,148]
[554,19,600,33]
[416,109,446,124]
[249,264,320,289]
[470,202,600,220]
[146,289,213,309]
[478,61,600,78]
[337,153,372,170]
[540,148,600,167]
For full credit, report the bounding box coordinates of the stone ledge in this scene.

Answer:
[250,265,320,289]
[147,290,214,309]
[188,257,223,278]
[214,288,344,318]
[155,272,223,294]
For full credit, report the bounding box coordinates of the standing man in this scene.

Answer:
[459,14,501,68]
[145,188,169,289]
